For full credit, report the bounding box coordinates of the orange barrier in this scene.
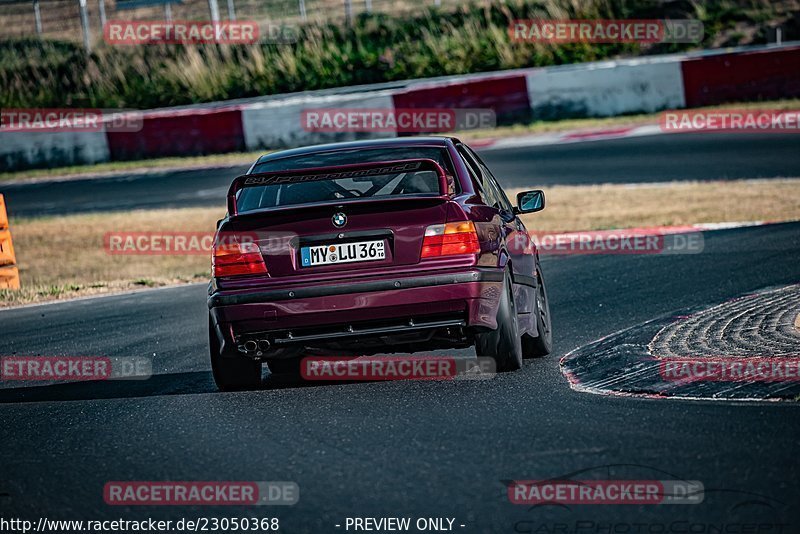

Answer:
[0,267,19,289]
[0,194,7,230]
[0,194,20,289]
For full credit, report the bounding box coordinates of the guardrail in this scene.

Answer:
[0,194,20,289]
[0,0,455,47]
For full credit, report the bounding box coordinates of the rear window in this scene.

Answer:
[238,147,456,213]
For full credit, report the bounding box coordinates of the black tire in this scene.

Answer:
[475,270,523,372]
[266,357,302,376]
[209,316,262,391]
[522,267,553,358]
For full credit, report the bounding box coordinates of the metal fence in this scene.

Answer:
[0,0,464,45]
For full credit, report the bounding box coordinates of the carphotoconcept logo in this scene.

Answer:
[509,19,703,43]
[508,464,787,534]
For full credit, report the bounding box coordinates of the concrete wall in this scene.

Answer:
[525,56,685,119]
[241,91,396,150]
[0,130,110,171]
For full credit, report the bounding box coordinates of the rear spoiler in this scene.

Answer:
[226,158,449,216]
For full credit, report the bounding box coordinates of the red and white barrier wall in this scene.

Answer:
[0,129,110,170]
[525,56,685,118]
[241,90,397,150]
[107,106,246,160]
[681,46,800,107]
[1,43,798,171]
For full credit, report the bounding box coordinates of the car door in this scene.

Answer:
[464,145,537,316]
[456,144,504,265]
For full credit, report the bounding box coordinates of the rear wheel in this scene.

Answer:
[522,267,552,358]
[209,316,262,391]
[475,270,523,372]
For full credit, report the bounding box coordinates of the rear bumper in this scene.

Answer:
[208,268,504,348]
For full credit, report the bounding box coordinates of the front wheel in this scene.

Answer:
[475,270,523,372]
[522,267,552,358]
[209,316,262,391]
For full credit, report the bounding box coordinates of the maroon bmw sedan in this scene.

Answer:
[208,136,552,390]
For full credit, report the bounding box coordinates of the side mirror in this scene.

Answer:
[514,190,545,214]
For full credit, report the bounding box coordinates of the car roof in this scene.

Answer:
[254,136,461,165]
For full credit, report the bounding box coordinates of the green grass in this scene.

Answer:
[2,0,794,111]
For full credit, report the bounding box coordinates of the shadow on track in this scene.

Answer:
[0,371,339,404]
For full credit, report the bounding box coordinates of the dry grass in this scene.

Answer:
[0,207,223,307]
[2,178,799,307]
[512,178,800,232]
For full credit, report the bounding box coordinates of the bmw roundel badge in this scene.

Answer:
[332,212,347,228]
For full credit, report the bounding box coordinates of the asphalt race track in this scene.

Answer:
[1,212,800,529]
[2,132,799,217]
[1,134,800,531]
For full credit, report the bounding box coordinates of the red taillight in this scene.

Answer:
[213,241,267,277]
[421,221,480,258]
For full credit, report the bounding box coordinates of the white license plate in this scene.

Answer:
[300,240,385,267]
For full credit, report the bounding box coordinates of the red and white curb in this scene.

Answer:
[471,124,663,150]
[539,221,773,240]
[619,221,772,233]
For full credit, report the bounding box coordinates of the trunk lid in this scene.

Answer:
[220,196,450,279]
[216,159,455,283]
